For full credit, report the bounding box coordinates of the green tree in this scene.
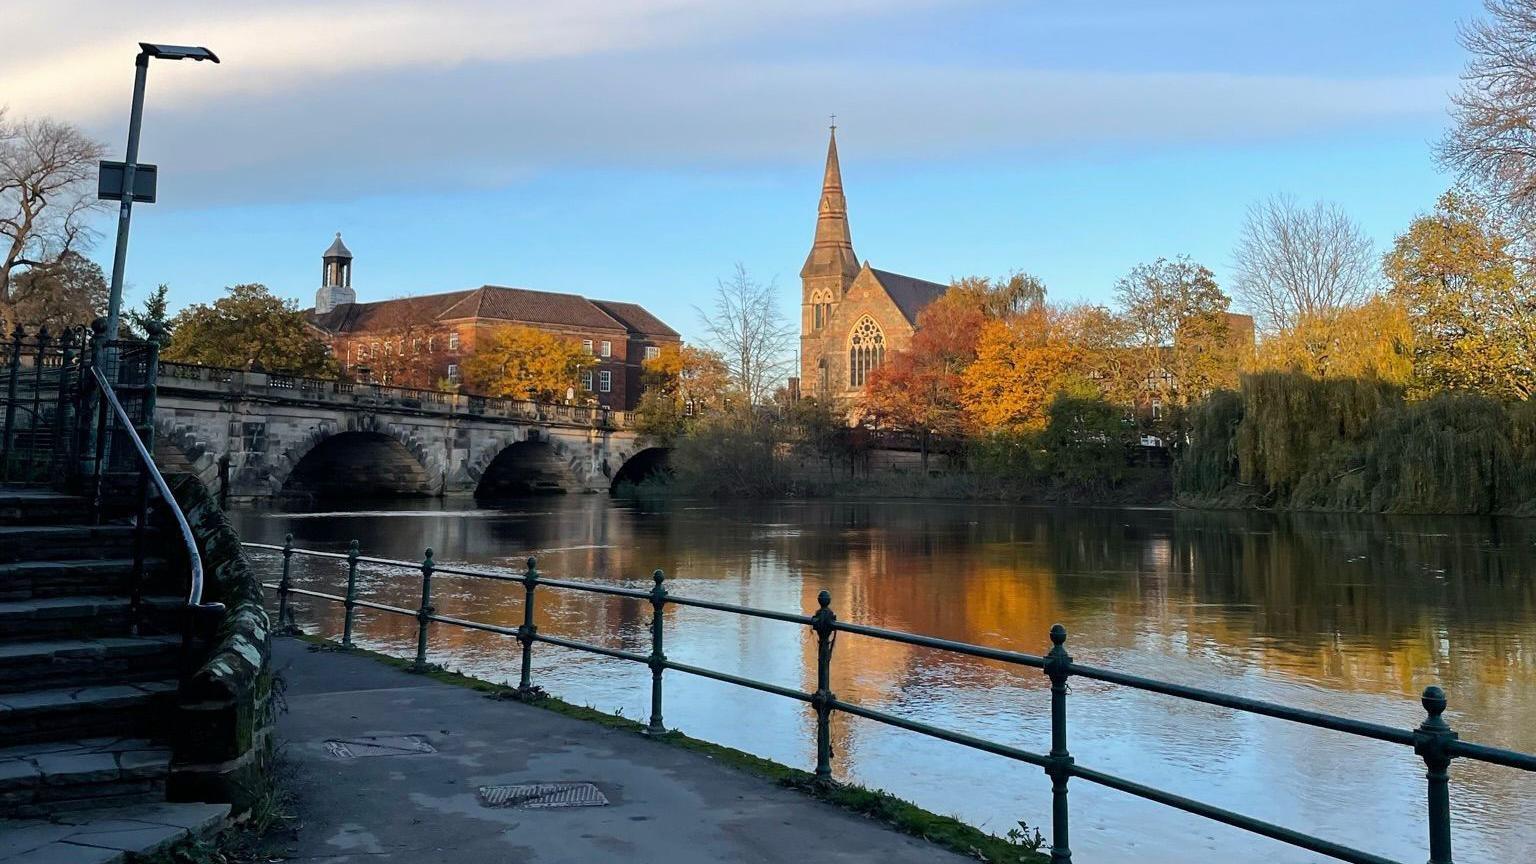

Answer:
[1114,256,1239,421]
[633,344,731,444]
[1383,191,1536,400]
[163,283,337,375]
[124,284,171,340]
[461,325,595,402]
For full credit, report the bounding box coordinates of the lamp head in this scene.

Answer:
[138,42,219,63]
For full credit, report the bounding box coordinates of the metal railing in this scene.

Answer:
[156,360,632,429]
[1,325,90,483]
[248,539,1536,864]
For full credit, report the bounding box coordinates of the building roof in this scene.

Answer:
[307,284,677,338]
[591,300,680,339]
[869,267,948,325]
[323,233,353,260]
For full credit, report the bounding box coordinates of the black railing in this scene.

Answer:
[0,324,90,484]
[247,540,1536,864]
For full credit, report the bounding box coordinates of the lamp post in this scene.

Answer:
[102,42,218,340]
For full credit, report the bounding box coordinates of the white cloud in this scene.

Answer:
[2,1,1450,206]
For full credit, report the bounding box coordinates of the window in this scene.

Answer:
[448,331,460,352]
[582,369,594,391]
[601,340,612,358]
[412,338,421,355]
[599,370,612,393]
[447,363,459,381]
[848,316,885,388]
[582,339,594,354]
[810,289,833,331]
[644,345,660,361]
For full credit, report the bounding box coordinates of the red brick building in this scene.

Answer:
[304,237,679,410]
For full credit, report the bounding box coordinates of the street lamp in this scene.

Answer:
[101,41,219,340]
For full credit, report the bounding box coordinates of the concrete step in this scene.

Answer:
[0,595,183,641]
[0,680,176,746]
[0,525,155,565]
[0,558,171,602]
[0,738,172,820]
[0,800,230,862]
[0,489,90,526]
[0,636,180,694]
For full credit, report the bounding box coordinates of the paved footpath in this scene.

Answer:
[262,638,968,863]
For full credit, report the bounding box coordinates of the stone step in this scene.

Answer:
[0,800,230,862]
[0,680,176,746]
[0,738,172,820]
[0,489,91,526]
[0,636,180,694]
[0,558,172,602]
[0,525,154,564]
[0,595,184,641]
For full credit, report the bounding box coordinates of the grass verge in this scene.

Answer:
[296,633,1049,863]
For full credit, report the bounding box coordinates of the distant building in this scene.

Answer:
[303,236,680,410]
[797,128,948,401]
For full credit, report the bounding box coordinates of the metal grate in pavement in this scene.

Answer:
[477,782,609,809]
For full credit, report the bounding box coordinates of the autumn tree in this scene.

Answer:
[0,114,106,328]
[1233,194,1377,333]
[696,263,794,406]
[860,284,988,443]
[461,325,595,402]
[960,308,1089,433]
[1114,256,1240,415]
[163,284,337,375]
[1439,0,1536,237]
[1383,191,1536,399]
[632,344,731,444]
[1252,296,1414,384]
[6,250,106,333]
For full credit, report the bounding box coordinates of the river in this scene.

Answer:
[229,497,1536,863]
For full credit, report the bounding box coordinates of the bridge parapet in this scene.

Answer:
[157,361,631,430]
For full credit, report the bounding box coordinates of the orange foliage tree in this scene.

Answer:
[960,308,1089,433]
[860,287,987,438]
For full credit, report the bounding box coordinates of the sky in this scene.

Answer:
[2,0,1485,343]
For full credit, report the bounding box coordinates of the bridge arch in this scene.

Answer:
[273,423,442,501]
[608,447,672,493]
[470,432,584,499]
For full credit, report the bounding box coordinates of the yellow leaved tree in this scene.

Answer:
[462,325,595,402]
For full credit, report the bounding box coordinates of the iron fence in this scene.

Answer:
[247,538,1536,864]
[0,325,91,483]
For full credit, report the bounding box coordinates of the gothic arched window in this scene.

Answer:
[848,316,885,388]
[811,289,833,331]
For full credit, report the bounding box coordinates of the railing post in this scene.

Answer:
[50,329,79,484]
[413,547,435,672]
[811,589,837,785]
[276,533,295,633]
[3,324,24,480]
[27,327,49,477]
[1415,686,1458,864]
[646,568,667,735]
[1044,623,1075,864]
[341,539,360,648]
[516,556,539,697]
[127,464,150,635]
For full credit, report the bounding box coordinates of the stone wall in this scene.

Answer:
[166,474,274,812]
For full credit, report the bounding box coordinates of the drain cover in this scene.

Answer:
[323,735,436,759]
[478,782,609,809]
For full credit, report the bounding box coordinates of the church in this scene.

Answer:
[798,128,948,400]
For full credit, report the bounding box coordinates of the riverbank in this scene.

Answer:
[262,636,1047,863]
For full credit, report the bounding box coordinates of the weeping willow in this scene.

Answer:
[1180,372,1536,514]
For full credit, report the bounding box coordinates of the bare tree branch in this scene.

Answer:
[1232,194,1377,333]
[694,263,794,406]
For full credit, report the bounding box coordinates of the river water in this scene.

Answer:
[229,497,1536,863]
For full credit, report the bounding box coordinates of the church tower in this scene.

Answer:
[315,232,355,314]
[800,126,860,396]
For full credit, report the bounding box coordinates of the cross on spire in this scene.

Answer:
[829,113,837,132]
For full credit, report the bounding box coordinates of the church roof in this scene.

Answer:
[869,268,948,325]
[801,128,860,281]
[322,232,353,260]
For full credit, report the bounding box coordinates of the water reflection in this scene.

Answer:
[231,498,1536,863]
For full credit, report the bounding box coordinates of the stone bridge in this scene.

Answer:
[150,362,668,504]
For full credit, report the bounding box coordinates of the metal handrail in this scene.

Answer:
[91,366,206,609]
[250,540,1536,864]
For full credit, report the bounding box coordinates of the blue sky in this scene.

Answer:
[4,1,1482,342]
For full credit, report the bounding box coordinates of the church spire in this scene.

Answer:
[801,124,860,281]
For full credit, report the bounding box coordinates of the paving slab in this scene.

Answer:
[264,637,969,864]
